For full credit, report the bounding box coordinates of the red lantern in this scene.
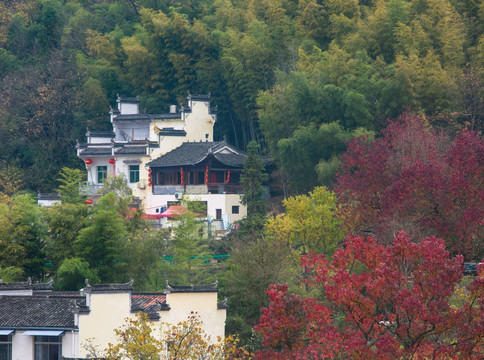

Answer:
[204,166,209,185]
[180,167,184,186]
[85,159,93,166]
[85,199,93,205]
[225,170,230,184]
[108,158,115,165]
[148,169,152,187]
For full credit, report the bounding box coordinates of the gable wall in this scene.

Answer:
[78,292,133,357]
[77,290,225,358]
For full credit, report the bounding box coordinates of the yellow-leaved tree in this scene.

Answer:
[104,312,251,360]
[265,186,344,257]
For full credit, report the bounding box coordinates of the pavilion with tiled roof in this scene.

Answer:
[147,140,248,195]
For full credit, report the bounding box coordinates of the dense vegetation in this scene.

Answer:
[0,0,483,193]
[0,0,483,356]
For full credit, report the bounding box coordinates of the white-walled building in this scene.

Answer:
[76,94,255,230]
[0,279,226,360]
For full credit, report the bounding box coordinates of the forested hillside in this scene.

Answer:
[0,0,483,193]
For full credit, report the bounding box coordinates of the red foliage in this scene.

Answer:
[335,112,484,260]
[255,283,343,360]
[255,232,484,359]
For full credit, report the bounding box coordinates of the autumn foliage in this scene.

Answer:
[335,112,484,260]
[105,312,253,360]
[255,232,484,359]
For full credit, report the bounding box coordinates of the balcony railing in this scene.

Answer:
[79,183,103,196]
[152,183,244,196]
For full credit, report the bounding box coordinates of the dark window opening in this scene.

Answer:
[232,206,239,214]
[216,209,222,220]
[0,335,12,360]
[34,336,62,360]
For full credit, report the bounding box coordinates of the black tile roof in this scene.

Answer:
[114,146,147,155]
[37,193,60,201]
[164,280,219,293]
[152,113,182,119]
[148,142,216,167]
[113,113,184,122]
[158,129,187,137]
[113,114,151,121]
[123,159,142,164]
[0,280,54,292]
[218,298,228,310]
[79,147,112,156]
[147,142,247,168]
[0,296,77,328]
[187,93,211,101]
[214,153,246,167]
[84,280,134,292]
[117,96,139,103]
[88,131,115,138]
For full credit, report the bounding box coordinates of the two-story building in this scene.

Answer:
[77,94,256,230]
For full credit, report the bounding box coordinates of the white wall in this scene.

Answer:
[82,98,218,208]
[78,292,132,357]
[62,331,79,359]
[119,102,139,115]
[185,101,215,143]
[114,121,149,142]
[77,290,226,358]
[147,193,246,225]
[85,157,115,185]
[38,199,61,207]
[89,137,112,144]
[161,292,225,342]
[12,331,33,360]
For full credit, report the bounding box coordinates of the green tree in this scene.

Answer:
[56,167,85,204]
[0,266,23,282]
[160,212,212,285]
[98,175,134,216]
[124,228,169,291]
[240,141,268,232]
[222,234,299,343]
[75,193,128,282]
[278,123,373,193]
[1,194,48,281]
[55,257,100,291]
[0,48,18,78]
[0,50,85,192]
[0,164,23,196]
[44,202,89,272]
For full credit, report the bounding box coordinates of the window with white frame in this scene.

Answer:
[129,165,140,183]
[34,336,61,360]
[97,166,107,184]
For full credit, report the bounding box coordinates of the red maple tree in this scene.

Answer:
[255,232,484,359]
[335,112,484,260]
